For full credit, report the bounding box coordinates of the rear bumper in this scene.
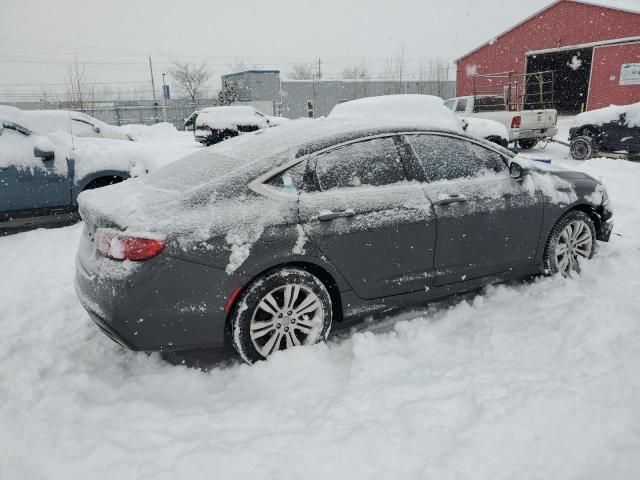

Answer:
[520,127,558,140]
[74,230,236,352]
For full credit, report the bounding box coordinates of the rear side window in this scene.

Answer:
[315,137,405,191]
[407,134,507,182]
[443,99,455,110]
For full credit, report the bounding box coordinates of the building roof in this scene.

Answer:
[222,70,280,78]
[455,0,640,63]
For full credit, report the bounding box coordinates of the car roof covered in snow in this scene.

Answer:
[328,95,463,133]
[573,102,640,128]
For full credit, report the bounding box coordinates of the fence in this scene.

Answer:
[3,99,217,130]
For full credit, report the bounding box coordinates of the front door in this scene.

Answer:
[0,128,71,215]
[298,135,437,299]
[405,133,544,285]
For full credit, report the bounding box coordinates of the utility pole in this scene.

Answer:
[149,56,158,123]
[148,56,157,102]
[161,73,168,122]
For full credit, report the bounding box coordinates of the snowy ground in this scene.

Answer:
[2,117,640,479]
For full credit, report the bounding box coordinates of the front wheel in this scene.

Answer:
[230,268,333,364]
[543,210,596,276]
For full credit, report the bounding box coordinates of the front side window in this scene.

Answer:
[443,99,455,110]
[315,137,405,191]
[407,134,507,182]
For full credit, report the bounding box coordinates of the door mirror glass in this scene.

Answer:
[34,145,55,161]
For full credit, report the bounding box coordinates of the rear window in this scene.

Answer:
[473,96,507,113]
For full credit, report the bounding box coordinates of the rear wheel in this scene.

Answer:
[543,210,596,276]
[518,138,538,150]
[230,268,332,364]
[570,136,594,160]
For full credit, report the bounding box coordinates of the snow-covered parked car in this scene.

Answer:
[461,116,509,148]
[0,105,133,141]
[329,94,508,148]
[569,102,640,160]
[75,116,613,364]
[0,114,197,233]
[187,106,289,146]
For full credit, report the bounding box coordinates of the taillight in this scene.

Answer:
[511,116,521,129]
[95,228,166,261]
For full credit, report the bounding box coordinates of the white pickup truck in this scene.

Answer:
[444,95,558,149]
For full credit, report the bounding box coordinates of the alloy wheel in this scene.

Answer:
[555,219,593,275]
[249,284,324,357]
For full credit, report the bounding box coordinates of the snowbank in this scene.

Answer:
[328,94,463,133]
[573,101,640,128]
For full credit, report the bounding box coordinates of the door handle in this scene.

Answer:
[317,209,355,221]
[435,194,467,205]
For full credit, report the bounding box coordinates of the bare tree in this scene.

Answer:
[227,57,257,73]
[394,46,407,93]
[170,60,212,105]
[65,57,95,110]
[288,62,315,80]
[342,59,370,80]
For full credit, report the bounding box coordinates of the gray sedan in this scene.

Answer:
[74,119,613,364]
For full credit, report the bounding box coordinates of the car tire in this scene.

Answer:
[518,138,538,150]
[230,268,333,364]
[543,210,596,276]
[570,136,594,160]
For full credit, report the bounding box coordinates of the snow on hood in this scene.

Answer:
[328,95,463,133]
[461,116,508,141]
[573,102,640,129]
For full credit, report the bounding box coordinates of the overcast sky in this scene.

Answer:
[0,0,561,101]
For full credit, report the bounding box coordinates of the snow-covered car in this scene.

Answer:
[0,115,197,233]
[568,102,640,160]
[445,95,558,149]
[75,117,613,364]
[0,105,133,141]
[461,116,509,148]
[188,106,288,146]
[329,94,508,148]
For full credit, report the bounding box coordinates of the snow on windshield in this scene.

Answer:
[573,102,640,128]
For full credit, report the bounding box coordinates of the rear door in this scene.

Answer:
[405,133,544,285]
[298,135,437,299]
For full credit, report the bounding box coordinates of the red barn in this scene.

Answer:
[455,0,640,113]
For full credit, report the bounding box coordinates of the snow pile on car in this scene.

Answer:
[328,94,463,133]
[461,116,508,142]
[573,101,640,128]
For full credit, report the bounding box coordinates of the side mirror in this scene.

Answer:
[93,126,101,134]
[34,146,55,161]
[509,162,529,179]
